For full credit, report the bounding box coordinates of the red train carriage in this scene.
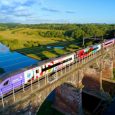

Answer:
[77,44,101,60]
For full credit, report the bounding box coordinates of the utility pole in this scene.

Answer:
[100,39,104,91]
[82,37,85,48]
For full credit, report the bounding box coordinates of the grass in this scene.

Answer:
[0,28,65,44]
[37,101,64,115]
[0,28,81,60]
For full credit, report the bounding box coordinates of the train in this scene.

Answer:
[0,38,115,97]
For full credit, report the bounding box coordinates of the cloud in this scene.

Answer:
[13,6,32,17]
[0,0,38,22]
[0,14,18,23]
[0,0,37,23]
[65,11,76,14]
[0,0,76,23]
[0,0,36,7]
[41,7,60,13]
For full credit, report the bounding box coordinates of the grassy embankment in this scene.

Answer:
[0,28,80,60]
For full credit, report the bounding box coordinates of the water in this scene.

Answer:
[54,46,64,49]
[47,90,55,101]
[0,43,38,73]
[47,46,64,49]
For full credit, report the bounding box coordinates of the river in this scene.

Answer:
[0,43,38,73]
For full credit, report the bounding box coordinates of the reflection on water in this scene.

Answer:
[54,46,64,49]
[0,43,38,73]
[0,43,9,53]
[47,46,64,49]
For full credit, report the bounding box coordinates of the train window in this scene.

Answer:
[42,66,47,72]
[42,66,46,72]
[41,57,73,72]
[93,47,99,50]
[63,58,72,63]
[36,69,39,73]
[3,80,9,86]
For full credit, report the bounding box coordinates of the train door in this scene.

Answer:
[53,59,60,72]
[33,66,42,79]
[41,64,46,76]
[57,58,63,70]
[78,49,84,60]
[24,69,34,84]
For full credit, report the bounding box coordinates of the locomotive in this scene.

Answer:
[0,38,114,97]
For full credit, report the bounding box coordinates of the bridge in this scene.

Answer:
[0,44,115,114]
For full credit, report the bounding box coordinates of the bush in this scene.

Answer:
[38,30,64,38]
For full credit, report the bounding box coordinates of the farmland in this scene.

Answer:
[0,23,114,60]
[0,26,79,60]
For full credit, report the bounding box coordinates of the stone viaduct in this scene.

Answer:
[0,44,115,115]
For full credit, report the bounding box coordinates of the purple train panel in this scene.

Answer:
[0,72,24,96]
[11,72,25,88]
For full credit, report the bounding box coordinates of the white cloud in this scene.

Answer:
[0,0,40,23]
[0,0,75,23]
[0,0,31,6]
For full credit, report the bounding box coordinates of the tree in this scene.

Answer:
[71,28,85,39]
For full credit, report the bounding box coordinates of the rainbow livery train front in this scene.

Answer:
[0,38,114,97]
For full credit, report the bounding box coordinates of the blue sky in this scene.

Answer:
[0,0,114,24]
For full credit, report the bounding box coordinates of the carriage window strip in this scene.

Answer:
[93,47,99,50]
[42,58,72,72]
[104,41,113,45]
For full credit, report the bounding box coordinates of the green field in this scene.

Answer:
[0,27,80,60]
[0,23,114,60]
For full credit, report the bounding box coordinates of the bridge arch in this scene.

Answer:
[38,82,82,115]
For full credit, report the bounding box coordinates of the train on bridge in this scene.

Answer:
[0,38,115,97]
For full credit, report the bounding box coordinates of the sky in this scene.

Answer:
[0,0,115,24]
